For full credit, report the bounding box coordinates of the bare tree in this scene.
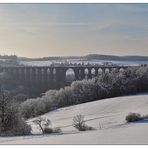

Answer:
[33,117,51,133]
[73,114,86,131]
[73,114,94,131]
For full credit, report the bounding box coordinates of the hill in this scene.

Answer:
[85,54,148,61]
[18,54,148,62]
[0,94,148,144]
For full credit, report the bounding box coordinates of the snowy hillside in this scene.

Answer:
[0,94,148,144]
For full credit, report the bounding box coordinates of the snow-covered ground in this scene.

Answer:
[19,59,148,67]
[0,94,148,144]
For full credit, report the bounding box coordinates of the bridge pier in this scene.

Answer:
[94,68,98,76]
[55,68,66,89]
[74,69,79,80]
[88,68,92,79]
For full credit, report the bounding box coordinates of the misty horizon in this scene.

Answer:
[0,4,148,57]
[1,53,148,58]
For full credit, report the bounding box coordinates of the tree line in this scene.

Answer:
[20,66,148,119]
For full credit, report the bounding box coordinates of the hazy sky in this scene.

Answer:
[0,4,148,58]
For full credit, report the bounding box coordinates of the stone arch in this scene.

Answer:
[53,68,57,83]
[111,68,118,73]
[47,68,50,75]
[119,68,124,72]
[91,68,95,77]
[105,68,110,73]
[46,68,51,82]
[53,68,56,75]
[91,68,95,74]
[84,68,89,79]
[65,68,75,82]
[98,68,103,74]
[40,68,45,82]
[84,68,89,75]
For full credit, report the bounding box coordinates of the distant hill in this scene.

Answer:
[18,54,148,61]
[0,55,18,60]
[18,56,80,61]
[84,54,148,61]
[0,55,18,66]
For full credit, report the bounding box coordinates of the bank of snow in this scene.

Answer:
[0,94,148,144]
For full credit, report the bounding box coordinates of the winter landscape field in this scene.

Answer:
[0,3,148,145]
[0,94,148,144]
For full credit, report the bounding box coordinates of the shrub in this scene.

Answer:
[7,119,31,136]
[43,127,53,134]
[53,127,62,133]
[20,90,58,119]
[125,112,142,122]
[33,117,62,134]
[43,127,62,134]
[73,115,94,131]
[0,92,31,136]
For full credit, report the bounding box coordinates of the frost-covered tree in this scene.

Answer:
[73,114,94,131]
[57,87,74,107]
[33,117,51,134]
[0,91,31,136]
[136,66,148,91]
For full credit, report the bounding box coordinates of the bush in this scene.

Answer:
[43,127,62,134]
[125,112,142,122]
[43,127,53,134]
[73,115,94,131]
[7,119,31,136]
[0,92,31,136]
[53,127,62,133]
[33,117,62,134]
[20,90,58,119]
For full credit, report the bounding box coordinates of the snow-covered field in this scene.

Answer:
[0,94,148,144]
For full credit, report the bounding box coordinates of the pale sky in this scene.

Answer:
[0,4,148,58]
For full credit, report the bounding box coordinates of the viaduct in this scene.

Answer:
[0,65,130,91]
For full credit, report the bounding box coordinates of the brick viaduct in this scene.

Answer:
[0,65,130,91]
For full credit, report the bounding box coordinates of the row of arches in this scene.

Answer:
[2,68,57,75]
[65,67,126,82]
[0,66,128,87]
[1,67,125,76]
